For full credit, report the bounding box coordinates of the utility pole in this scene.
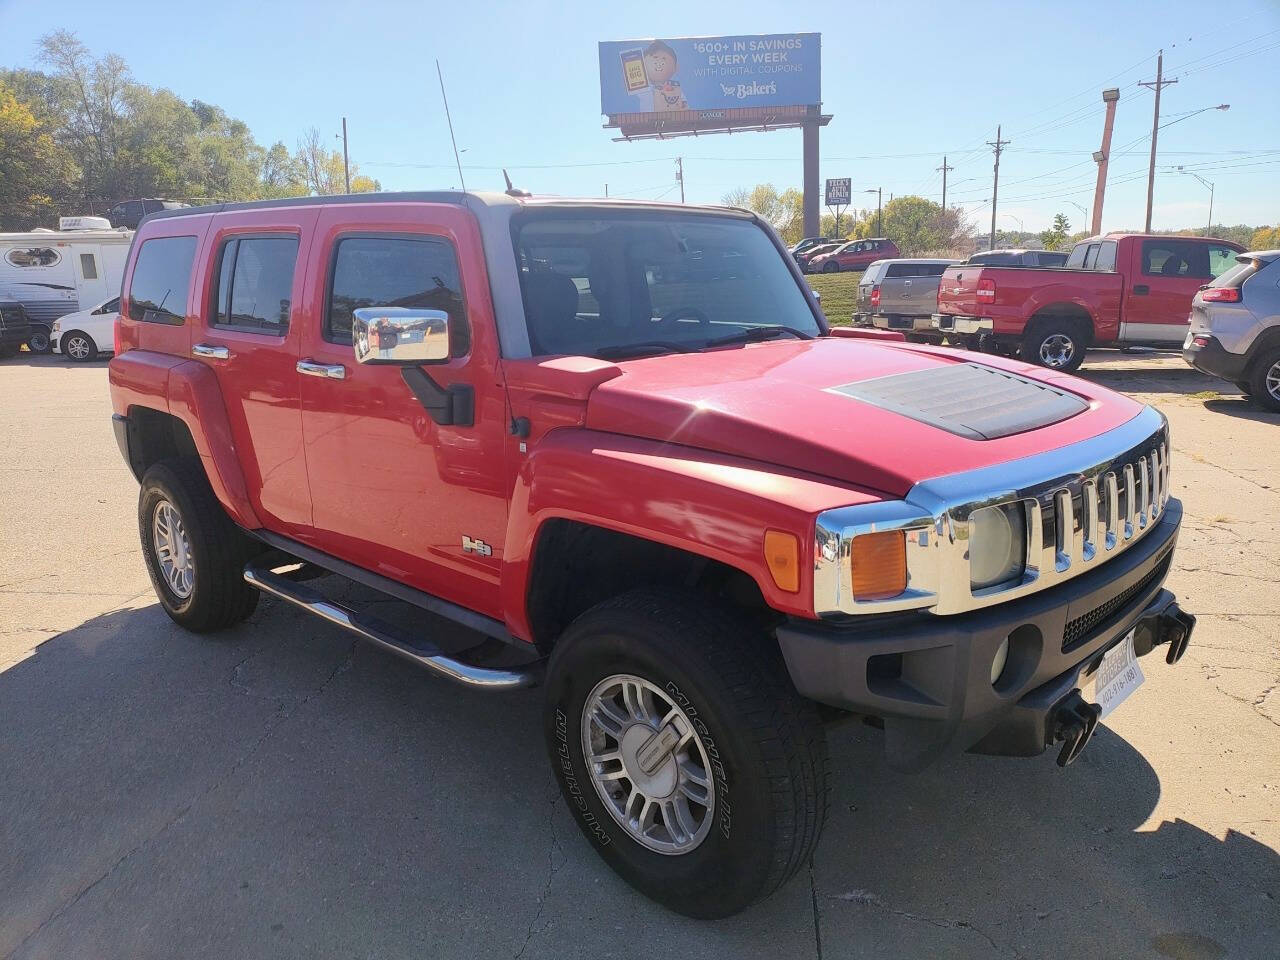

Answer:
[937,156,953,210]
[1090,88,1120,235]
[987,125,1010,250]
[676,157,685,203]
[604,183,608,197]
[341,117,351,194]
[1139,50,1177,232]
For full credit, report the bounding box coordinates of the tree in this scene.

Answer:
[260,141,307,199]
[295,126,378,195]
[0,80,79,229]
[1250,226,1279,249]
[722,184,804,243]
[846,195,967,255]
[1039,212,1070,250]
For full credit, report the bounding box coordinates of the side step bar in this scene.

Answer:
[243,563,541,691]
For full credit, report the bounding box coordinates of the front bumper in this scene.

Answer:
[1182,334,1249,382]
[778,499,1187,771]
[932,314,993,334]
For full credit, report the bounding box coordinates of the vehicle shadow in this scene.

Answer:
[1076,350,1239,398]
[0,351,96,368]
[1202,397,1280,424]
[1,593,1276,960]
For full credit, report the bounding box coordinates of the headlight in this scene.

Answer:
[51,321,60,333]
[969,503,1027,591]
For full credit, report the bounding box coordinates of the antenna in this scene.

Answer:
[436,59,467,194]
[502,168,530,198]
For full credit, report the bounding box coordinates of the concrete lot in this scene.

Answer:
[1,349,1277,960]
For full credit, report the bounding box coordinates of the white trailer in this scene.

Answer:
[0,216,134,351]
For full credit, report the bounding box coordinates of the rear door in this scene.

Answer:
[191,209,315,536]
[1123,238,1235,342]
[296,202,509,619]
[878,262,915,316]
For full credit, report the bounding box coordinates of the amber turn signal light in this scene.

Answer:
[764,530,801,594]
[851,531,907,600]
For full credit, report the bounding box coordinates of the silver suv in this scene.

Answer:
[1183,250,1280,411]
[854,258,955,339]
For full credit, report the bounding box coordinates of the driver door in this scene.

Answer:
[297,203,509,619]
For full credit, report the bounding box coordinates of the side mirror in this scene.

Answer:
[812,290,821,302]
[353,307,450,365]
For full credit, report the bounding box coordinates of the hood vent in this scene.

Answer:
[828,361,1088,440]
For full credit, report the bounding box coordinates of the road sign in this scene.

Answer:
[825,178,851,206]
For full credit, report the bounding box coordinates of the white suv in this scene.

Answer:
[52,297,118,362]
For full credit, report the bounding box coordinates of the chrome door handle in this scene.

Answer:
[297,359,346,380]
[192,343,229,360]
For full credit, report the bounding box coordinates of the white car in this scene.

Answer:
[52,297,118,362]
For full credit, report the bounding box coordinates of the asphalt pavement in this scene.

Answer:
[1,349,1277,959]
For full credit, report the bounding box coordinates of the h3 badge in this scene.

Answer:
[462,536,493,557]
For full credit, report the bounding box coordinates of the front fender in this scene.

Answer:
[499,429,881,641]
[109,350,260,528]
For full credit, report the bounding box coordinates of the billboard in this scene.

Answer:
[825,178,851,206]
[599,34,821,118]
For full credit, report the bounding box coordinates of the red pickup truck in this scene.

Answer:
[933,233,1243,371]
[109,193,1194,918]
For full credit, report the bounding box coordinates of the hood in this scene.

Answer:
[585,338,1143,497]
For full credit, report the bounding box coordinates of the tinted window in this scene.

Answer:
[885,263,912,278]
[211,236,299,334]
[327,236,469,355]
[1142,240,1210,278]
[97,296,120,314]
[1083,245,1100,270]
[79,253,98,279]
[129,236,197,324]
[1208,245,1238,278]
[1065,243,1088,268]
[1096,241,1117,272]
[514,212,821,358]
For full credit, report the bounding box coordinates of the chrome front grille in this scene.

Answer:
[1038,441,1170,583]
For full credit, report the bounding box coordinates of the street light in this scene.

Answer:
[1003,213,1024,234]
[1067,201,1089,231]
[864,187,882,237]
[1176,166,1216,237]
[1160,103,1230,133]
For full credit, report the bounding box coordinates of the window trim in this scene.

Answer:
[130,234,198,325]
[321,230,470,355]
[208,231,299,337]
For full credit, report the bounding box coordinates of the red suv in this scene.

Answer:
[108,192,1195,918]
[807,237,900,273]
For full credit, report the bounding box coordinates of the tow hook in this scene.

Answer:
[1050,691,1102,767]
[1132,603,1196,665]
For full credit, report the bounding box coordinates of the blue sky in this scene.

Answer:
[2,0,1277,233]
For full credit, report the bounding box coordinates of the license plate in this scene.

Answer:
[1088,630,1145,719]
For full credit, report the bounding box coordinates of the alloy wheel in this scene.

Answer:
[152,499,194,598]
[1039,333,1076,368]
[1267,360,1280,403]
[581,674,716,855]
[67,336,91,360]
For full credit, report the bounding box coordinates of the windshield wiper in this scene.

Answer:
[702,325,814,350]
[593,341,692,360]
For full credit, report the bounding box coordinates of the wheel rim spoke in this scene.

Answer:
[152,500,194,599]
[581,673,715,856]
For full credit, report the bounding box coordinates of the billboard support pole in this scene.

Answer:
[803,120,820,238]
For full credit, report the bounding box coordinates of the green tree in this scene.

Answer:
[722,184,804,243]
[0,80,79,228]
[1250,226,1279,249]
[847,195,967,255]
[260,141,307,199]
[1039,212,1070,250]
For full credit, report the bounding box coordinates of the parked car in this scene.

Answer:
[0,216,132,353]
[110,192,1195,919]
[0,300,32,357]
[1182,250,1280,411]
[964,249,1069,268]
[789,236,832,256]
[51,296,120,362]
[794,240,842,272]
[933,233,1244,371]
[106,198,190,230]
[807,237,900,273]
[854,258,956,339]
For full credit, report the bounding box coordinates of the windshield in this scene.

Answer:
[514,211,822,358]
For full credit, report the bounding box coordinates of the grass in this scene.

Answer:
[805,270,863,324]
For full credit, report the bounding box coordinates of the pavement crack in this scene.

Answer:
[831,889,1023,959]
[6,639,357,958]
[514,788,565,960]
[810,857,824,960]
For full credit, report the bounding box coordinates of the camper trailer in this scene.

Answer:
[0,216,133,353]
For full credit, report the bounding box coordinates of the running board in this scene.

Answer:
[243,563,540,691]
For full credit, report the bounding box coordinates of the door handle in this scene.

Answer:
[192,343,229,360]
[1133,285,1150,296]
[297,359,346,380]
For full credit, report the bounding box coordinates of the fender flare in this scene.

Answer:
[498,429,880,641]
[110,351,260,528]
